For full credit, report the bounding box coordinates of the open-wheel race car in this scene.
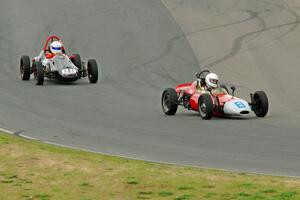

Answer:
[20,35,99,85]
[161,70,269,119]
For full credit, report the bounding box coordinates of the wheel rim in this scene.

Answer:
[199,98,207,117]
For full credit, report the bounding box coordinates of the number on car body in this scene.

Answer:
[62,68,76,75]
[234,101,246,108]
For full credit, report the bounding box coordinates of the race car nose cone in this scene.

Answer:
[240,110,250,115]
[223,99,251,116]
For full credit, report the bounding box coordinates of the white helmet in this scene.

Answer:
[50,41,62,54]
[205,73,219,88]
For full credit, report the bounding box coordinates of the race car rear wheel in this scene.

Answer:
[20,55,31,80]
[34,61,44,85]
[161,88,178,115]
[71,54,82,78]
[253,91,268,117]
[198,94,213,119]
[87,59,98,83]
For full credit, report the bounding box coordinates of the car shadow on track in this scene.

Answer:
[175,111,258,121]
[29,79,96,86]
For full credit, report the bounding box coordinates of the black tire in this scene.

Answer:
[220,84,229,94]
[161,88,178,115]
[71,54,82,78]
[87,59,98,83]
[20,55,31,80]
[34,61,44,85]
[253,91,268,117]
[198,93,213,119]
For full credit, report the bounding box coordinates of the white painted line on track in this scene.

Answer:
[19,134,40,141]
[1,127,299,178]
[17,133,300,179]
[0,128,14,134]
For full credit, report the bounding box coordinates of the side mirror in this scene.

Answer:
[195,72,201,79]
[231,86,236,96]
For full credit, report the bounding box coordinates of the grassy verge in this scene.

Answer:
[0,132,299,200]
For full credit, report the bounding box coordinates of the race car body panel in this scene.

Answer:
[176,82,193,91]
[51,54,78,78]
[189,92,201,110]
[223,98,251,116]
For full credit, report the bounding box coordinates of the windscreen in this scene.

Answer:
[212,87,228,95]
[52,54,75,70]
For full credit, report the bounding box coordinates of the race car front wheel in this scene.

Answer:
[198,94,213,119]
[20,55,31,80]
[87,59,98,83]
[161,88,178,115]
[252,91,268,117]
[34,61,44,85]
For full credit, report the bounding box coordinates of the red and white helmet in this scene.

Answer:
[205,73,219,88]
[50,41,62,54]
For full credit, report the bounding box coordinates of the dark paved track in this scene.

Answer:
[0,0,299,176]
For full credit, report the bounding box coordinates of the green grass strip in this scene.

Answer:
[0,132,299,200]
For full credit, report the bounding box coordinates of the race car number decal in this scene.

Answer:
[234,101,246,108]
[62,69,76,75]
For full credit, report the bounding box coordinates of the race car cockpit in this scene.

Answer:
[43,35,66,56]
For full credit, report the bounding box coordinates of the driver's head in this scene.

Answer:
[50,41,62,54]
[205,73,219,89]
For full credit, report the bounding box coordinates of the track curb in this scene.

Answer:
[0,128,14,135]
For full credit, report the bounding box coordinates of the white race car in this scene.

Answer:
[20,35,99,85]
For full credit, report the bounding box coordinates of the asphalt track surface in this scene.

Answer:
[0,0,299,177]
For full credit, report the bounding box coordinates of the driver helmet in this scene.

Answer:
[50,41,62,54]
[205,73,219,88]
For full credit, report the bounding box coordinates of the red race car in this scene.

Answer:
[20,35,99,85]
[161,70,269,119]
